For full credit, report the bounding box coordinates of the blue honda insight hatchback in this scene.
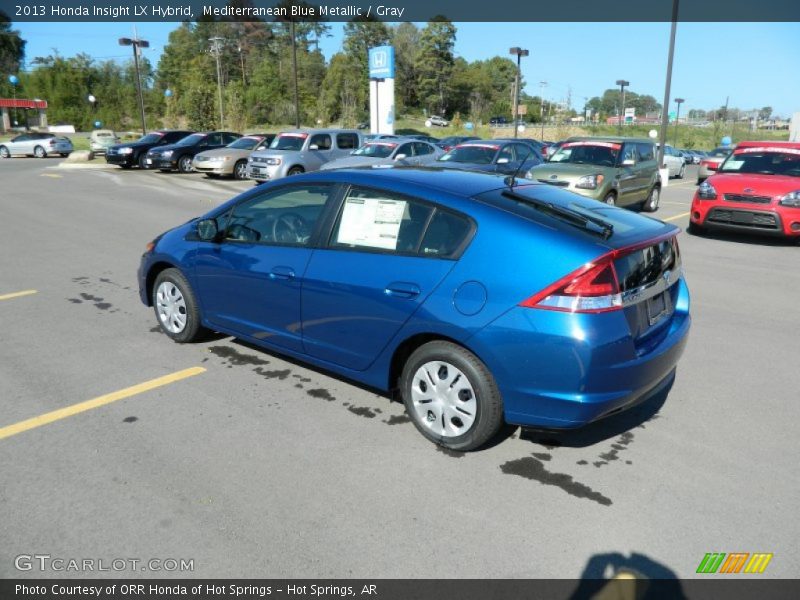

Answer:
[138,168,690,451]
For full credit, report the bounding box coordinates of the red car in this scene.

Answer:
[689,141,800,241]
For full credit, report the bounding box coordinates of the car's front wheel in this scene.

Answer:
[287,166,304,176]
[152,268,206,343]
[178,155,193,173]
[233,160,248,180]
[603,192,616,206]
[400,341,503,451]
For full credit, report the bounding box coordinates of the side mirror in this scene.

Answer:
[394,153,407,160]
[496,157,510,164]
[197,219,219,242]
[309,144,319,150]
[621,158,635,166]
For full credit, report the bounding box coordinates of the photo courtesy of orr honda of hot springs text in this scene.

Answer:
[140,167,690,451]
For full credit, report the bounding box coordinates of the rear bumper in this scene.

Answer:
[691,201,800,237]
[468,279,691,428]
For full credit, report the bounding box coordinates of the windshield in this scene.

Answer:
[175,133,205,146]
[438,144,499,164]
[228,137,262,150]
[550,141,620,167]
[708,147,732,158]
[138,133,163,144]
[719,148,800,177]
[270,133,308,151]
[352,143,397,158]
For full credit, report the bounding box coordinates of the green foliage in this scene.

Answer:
[415,18,457,116]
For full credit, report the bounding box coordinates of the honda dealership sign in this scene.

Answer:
[368,46,395,135]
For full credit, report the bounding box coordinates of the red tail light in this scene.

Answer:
[520,254,622,313]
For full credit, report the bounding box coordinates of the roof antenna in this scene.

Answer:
[505,145,538,189]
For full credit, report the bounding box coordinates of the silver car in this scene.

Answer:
[247,129,362,182]
[193,134,274,180]
[89,129,120,154]
[320,139,443,170]
[0,132,73,158]
[657,143,686,178]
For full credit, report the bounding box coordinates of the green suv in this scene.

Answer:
[526,137,661,211]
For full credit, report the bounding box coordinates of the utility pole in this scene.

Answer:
[616,79,629,134]
[657,0,679,171]
[118,33,149,135]
[290,19,300,129]
[673,97,684,145]
[209,37,225,129]
[508,47,529,139]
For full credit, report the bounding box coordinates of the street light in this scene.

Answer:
[118,36,149,135]
[673,97,684,145]
[508,47,529,139]
[539,81,547,139]
[658,0,680,170]
[616,79,629,134]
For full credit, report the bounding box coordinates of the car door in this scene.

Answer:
[193,183,338,351]
[614,143,642,206]
[7,134,29,154]
[307,133,334,169]
[301,185,472,371]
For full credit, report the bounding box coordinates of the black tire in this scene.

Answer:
[603,192,616,206]
[0,146,9,159]
[151,268,207,343]
[287,166,304,176]
[687,222,706,236]
[233,160,248,180]
[641,186,660,213]
[138,153,148,169]
[677,163,686,179]
[34,145,47,158]
[178,155,193,173]
[400,341,504,451]
[60,153,69,158]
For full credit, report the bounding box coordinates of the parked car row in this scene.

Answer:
[0,132,74,158]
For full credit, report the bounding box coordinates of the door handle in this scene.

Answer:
[269,266,296,280]
[385,282,420,299]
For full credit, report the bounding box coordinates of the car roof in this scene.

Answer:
[309,166,512,198]
[278,128,360,134]
[735,140,800,150]
[568,136,654,144]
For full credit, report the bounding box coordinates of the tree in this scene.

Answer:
[0,13,25,98]
[391,22,420,113]
[415,18,456,116]
[342,17,390,114]
[759,106,772,121]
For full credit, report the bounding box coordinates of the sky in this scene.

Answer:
[12,21,800,117]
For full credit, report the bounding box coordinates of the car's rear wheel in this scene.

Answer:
[152,268,206,343]
[400,341,503,451]
[603,192,616,206]
[34,145,46,158]
[233,160,248,180]
[642,186,660,212]
[0,146,9,159]
[60,153,69,157]
[178,155,193,173]
[287,166,304,176]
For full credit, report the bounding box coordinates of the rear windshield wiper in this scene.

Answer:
[501,190,614,239]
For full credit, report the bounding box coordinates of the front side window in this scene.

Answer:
[309,134,332,150]
[223,184,334,246]
[395,143,414,158]
[637,143,655,161]
[619,144,637,164]
[331,187,434,253]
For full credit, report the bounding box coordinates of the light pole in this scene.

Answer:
[290,19,300,129]
[209,37,225,129]
[673,97,684,145]
[118,36,149,135]
[616,79,629,134]
[508,47,529,139]
[658,0,680,170]
[539,81,547,139]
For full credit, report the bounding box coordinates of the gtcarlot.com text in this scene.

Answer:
[14,554,194,573]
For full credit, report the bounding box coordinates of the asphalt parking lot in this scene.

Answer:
[1,158,798,579]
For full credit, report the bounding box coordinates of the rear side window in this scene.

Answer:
[336,133,358,150]
[331,187,434,254]
[637,143,655,161]
[420,211,471,257]
[309,134,332,150]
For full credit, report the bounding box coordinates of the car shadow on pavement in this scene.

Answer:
[687,227,799,247]
[569,551,685,600]
[517,371,675,449]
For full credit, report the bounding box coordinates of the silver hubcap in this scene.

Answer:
[181,157,191,171]
[236,163,246,178]
[411,361,477,438]
[155,281,187,333]
[650,189,659,208]
[35,147,44,157]
[605,195,615,205]
[0,148,8,158]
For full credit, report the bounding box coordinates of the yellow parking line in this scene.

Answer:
[0,367,206,441]
[0,289,37,301]
[663,212,690,222]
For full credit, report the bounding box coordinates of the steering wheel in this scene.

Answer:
[271,212,308,243]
